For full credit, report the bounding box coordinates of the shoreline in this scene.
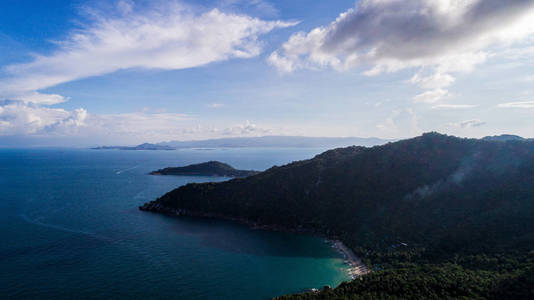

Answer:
[330,240,370,279]
[140,201,370,280]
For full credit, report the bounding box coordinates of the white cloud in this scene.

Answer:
[268,51,299,73]
[14,92,70,106]
[269,0,534,103]
[208,103,225,108]
[0,102,87,135]
[0,100,276,143]
[413,89,448,103]
[85,111,193,141]
[410,72,456,90]
[0,1,296,104]
[432,104,476,109]
[0,1,295,142]
[498,101,534,108]
[0,100,192,139]
[271,0,534,73]
[88,117,273,142]
[43,108,88,134]
[222,120,270,136]
[376,108,421,138]
[448,119,486,128]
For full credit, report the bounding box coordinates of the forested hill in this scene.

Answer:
[141,132,534,248]
[149,161,259,178]
[141,132,534,299]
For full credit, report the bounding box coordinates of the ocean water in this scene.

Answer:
[0,148,350,299]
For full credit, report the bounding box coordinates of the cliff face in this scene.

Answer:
[141,133,534,252]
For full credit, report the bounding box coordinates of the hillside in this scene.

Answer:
[149,161,259,178]
[141,133,534,299]
[482,134,528,142]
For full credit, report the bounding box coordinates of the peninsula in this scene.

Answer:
[149,161,260,178]
[141,133,534,299]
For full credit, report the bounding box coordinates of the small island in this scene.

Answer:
[149,161,260,178]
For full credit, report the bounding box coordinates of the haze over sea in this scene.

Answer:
[0,147,349,299]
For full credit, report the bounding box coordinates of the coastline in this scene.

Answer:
[140,201,370,280]
[330,240,370,279]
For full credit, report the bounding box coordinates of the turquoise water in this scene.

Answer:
[0,148,349,299]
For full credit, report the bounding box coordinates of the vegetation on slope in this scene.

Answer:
[149,161,259,177]
[141,133,534,299]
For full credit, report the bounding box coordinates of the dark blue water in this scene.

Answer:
[0,148,349,299]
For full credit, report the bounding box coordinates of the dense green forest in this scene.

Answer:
[141,133,534,299]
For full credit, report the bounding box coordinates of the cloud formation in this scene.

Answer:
[432,104,476,109]
[0,102,87,135]
[448,119,486,129]
[269,0,534,103]
[0,100,275,144]
[0,1,295,141]
[413,89,448,103]
[376,108,421,138]
[208,103,225,108]
[0,1,295,104]
[498,101,534,108]
[222,120,271,136]
[85,117,272,143]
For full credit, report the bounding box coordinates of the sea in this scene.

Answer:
[0,147,350,299]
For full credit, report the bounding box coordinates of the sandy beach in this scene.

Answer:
[331,240,370,278]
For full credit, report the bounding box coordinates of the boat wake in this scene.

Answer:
[116,164,141,175]
[19,214,111,242]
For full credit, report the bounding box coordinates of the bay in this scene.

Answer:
[0,147,349,299]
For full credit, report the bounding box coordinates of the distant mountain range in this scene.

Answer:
[92,134,532,151]
[92,143,175,151]
[92,136,391,150]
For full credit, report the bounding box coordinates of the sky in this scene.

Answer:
[1,0,534,146]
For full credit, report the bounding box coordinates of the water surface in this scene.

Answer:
[0,148,349,299]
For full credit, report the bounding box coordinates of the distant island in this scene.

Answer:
[92,135,390,150]
[149,161,259,178]
[141,133,534,299]
[92,143,174,151]
[158,135,390,148]
[92,135,531,151]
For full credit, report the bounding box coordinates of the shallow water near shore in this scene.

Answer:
[0,147,350,299]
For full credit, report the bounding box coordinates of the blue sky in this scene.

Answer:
[1,0,534,146]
